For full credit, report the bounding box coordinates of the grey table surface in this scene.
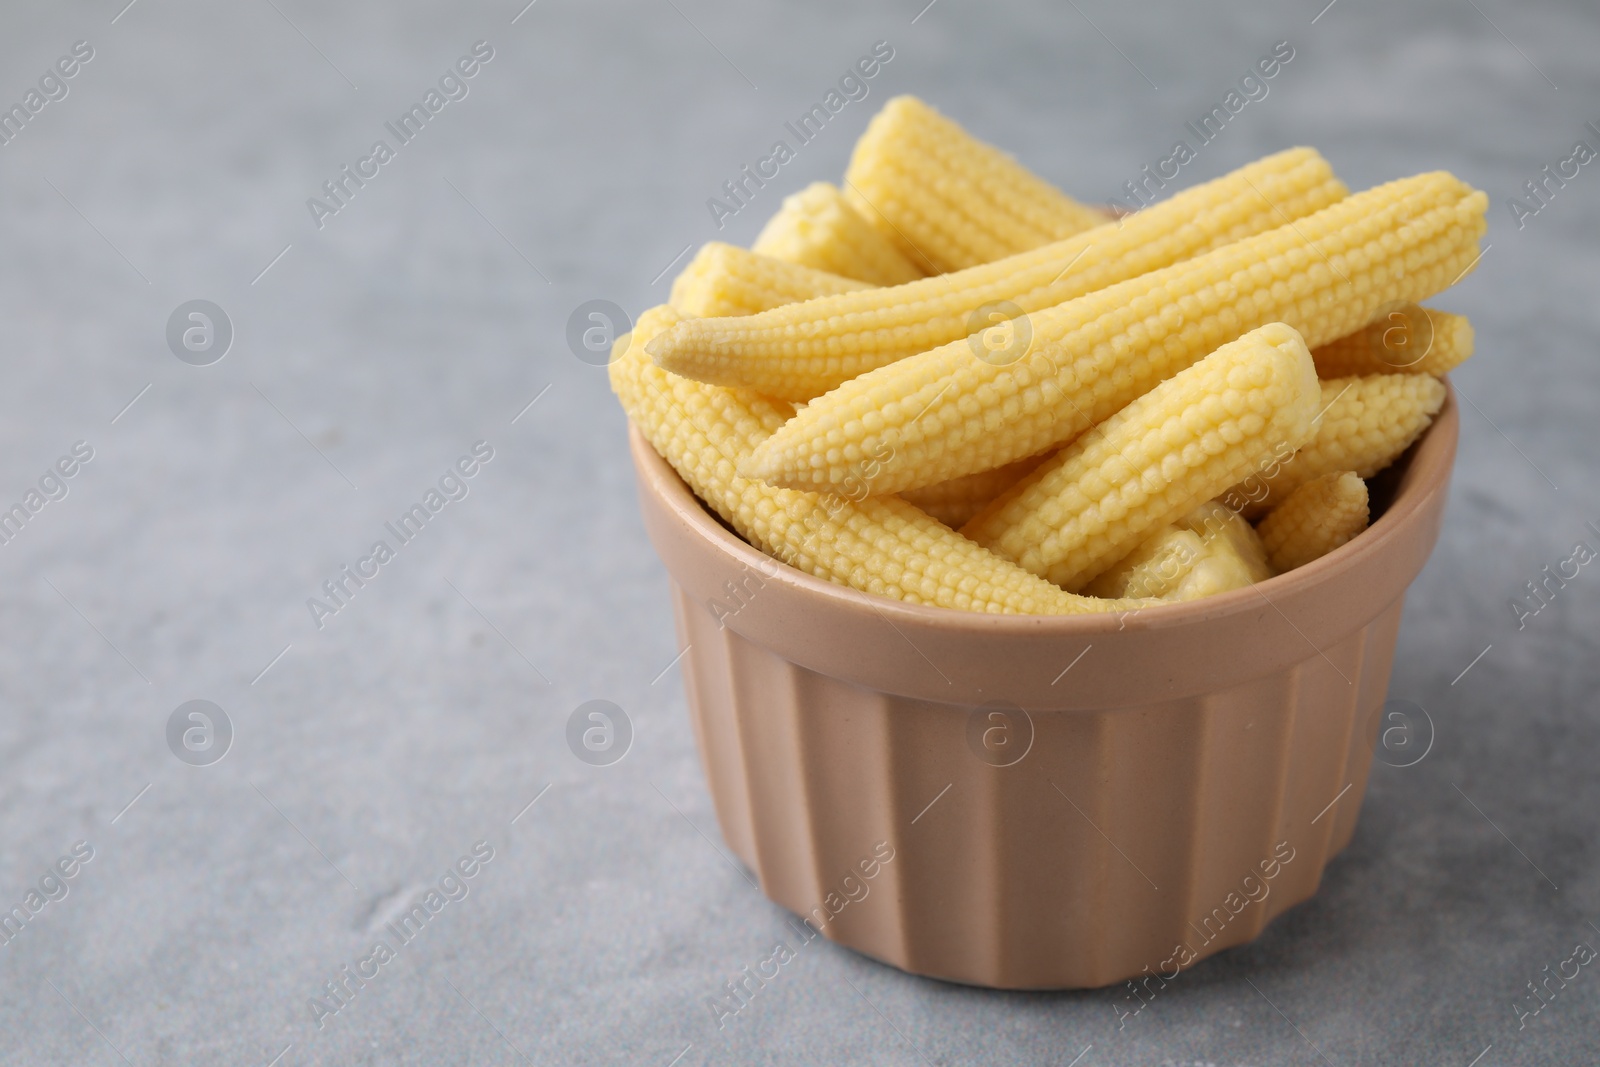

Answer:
[0,0,1595,1063]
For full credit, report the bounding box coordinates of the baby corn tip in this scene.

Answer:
[644,327,685,369]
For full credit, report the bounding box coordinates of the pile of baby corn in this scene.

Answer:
[611,96,1486,616]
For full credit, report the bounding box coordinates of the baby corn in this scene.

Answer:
[611,305,1138,615]
[842,95,1106,272]
[899,455,1048,529]
[748,171,1488,495]
[752,182,925,286]
[669,243,866,319]
[962,323,1320,592]
[651,148,1346,400]
[1085,501,1272,600]
[1238,374,1447,513]
[1312,305,1473,378]
[1257,471,1370,572]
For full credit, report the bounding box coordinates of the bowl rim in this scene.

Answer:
[629,384,1458,636]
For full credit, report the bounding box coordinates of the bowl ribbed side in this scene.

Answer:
[671,584,1406,989]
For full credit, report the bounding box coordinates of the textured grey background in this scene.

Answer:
[0,0,1594,1064]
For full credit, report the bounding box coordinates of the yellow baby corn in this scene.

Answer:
[668,243,866,319]
[651,148,1346,400]
[962,323,1320,592]
[842,95,1106,272]
[751,182,925,286]
[899,455,1048,529]
[1311,305,1473,378]
[1084,526,1205,600]
[610,305,1138,615]
[1241,374,1447,513]
[1085,501,1272,600]
[1257,471,1370,572]
[1167,504,1274,599]
[748,171,1488,496]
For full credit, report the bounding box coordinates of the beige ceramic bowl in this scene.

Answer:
[629,390,1458,990]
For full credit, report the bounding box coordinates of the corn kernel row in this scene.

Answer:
[1239,373,1447,514]
[746,171,1487,496]
[842,96,1108,272]
[612,305,1142,615]
[668,243,866,319]
[652,148,1346,400]
[1257,471,1370,572]
[752,182,925,286]
[962,323,1320,592]
[1311,305,1473,378]
[898,455,1048,529]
